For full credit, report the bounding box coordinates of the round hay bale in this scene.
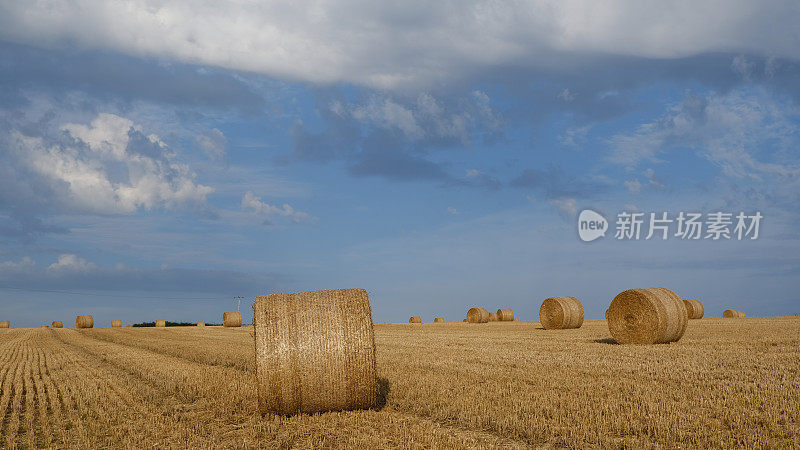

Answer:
[155,319,166,327]
[488,312,499,321]
[51,321,63,328]
[722,309,745,318]
[0,321,10,328]
[253,288,377,415]
[683,299,705,319]
[605,309,609,319]
[409,316,422,323]
[607,287,688,345]
[466,307,489,323]
[433,317,445,323]
[124,324,132,327]
[496,308,515,321]
[223,311,242,327]
[197,322,205,327]
[41,325,49,328]
[111,320,122,327]
[539,297,584,330]
[76,315,94,329]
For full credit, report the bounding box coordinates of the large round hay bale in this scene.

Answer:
[496,308,515,321]
[223,311,242,327]
[51,321,63,328]
[197,322,205,327]
[409,316,422,323]
[155,319,166,327]
[722,309,745,318]
[607,287,688,345]
[111,320,122,327]
[433,317,445,323]
[0,321,10,328]
[683,299,705,319]
[466,307,489,323]
[539,297,584,330]
[253,288,377,415]
[76,315,94,328]
[488,312,499,321]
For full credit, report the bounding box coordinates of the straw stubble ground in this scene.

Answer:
[0,317,798,448]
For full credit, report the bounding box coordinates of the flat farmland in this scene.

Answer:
[0,318,798,448]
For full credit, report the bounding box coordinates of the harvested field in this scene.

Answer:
[0,318,797,448]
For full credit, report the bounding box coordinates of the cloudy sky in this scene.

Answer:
[1,1,799,326]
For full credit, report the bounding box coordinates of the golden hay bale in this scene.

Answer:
[41,325,49,328]
[409,316,422,323]
[723,309,746,318]
[607,287,688,345]
[223,311,242,327]
[683,299,705,319]
[466,307,489,323]
[539,297,584,330]
[76,315,94,328]
[124,324,132,327]
[433,317,445,323]
[51,321,63,328]
[488,312,499,321]
[253,288,377,415]
[496,308,515,321]
[155,319,166,327]
[111,320,122,327]
[197,322,205,327]
[0,321,10,328]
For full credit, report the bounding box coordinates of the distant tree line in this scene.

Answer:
[132,321,222,327]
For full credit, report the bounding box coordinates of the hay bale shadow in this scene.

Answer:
[594,338,619,345]
[374,377,390,410]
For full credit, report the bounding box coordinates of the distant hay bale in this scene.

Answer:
[0,321,9,328]
[51,321,63,328]
[253,288,377,415]
[41,325,49,328]
[76,315,94,329]
[466,307,489,323]
[197,322,205,327]
[723,309,746,318]
[433,318,445,323]
[155,319,166,327]
[683,299,705,319]
[409,316,422,323]
[111,320,122,327]
[607,287,688,345]
[223,311,242,327]
[539,297,584,330]
[124,325,132,327]
[496,308,515,321]
[488,312,498,321]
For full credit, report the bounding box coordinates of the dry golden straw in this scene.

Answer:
[76,315,94,329]
[496,308,515,321]
[111,320,122,327]
[124,324,132,327]
[434,318,445,323]
[488,312,499,321]
[607,287,688,345]
[466,307,489,323]
[0,321,9,328]
[409,316,422,323]
[41,325,49,328]
[197,322,205,327]
[223,311,242,327]
[462,319,467,322]
[539,297,584,330]
[51,321,63,328]
[723,310,746,318]
[683,299,705,319]
[253,288,377,415]
[155,319,166,327]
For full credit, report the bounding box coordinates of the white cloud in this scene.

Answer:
[12,113,213,214]
[446,206,460,215]
[624,179,642,193]
[47,254,97,272]
[2,1,796,88]
[196,128,227,160]
[549,197,577,218]
[241,191,314,224]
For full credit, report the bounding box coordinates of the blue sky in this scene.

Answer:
[1,1,799,326]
